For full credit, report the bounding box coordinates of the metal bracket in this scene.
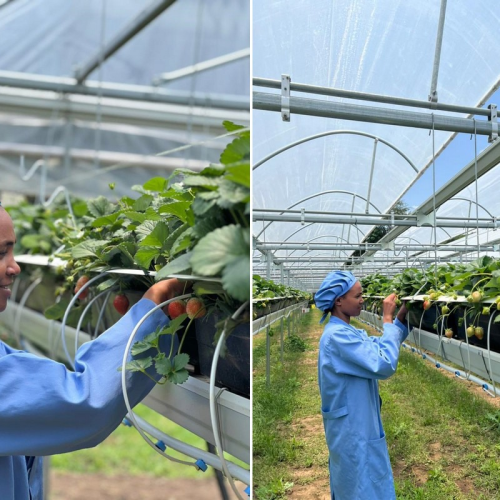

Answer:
[390,210,395,228]
[417,212,435,227]
[301,207,305,225]
[281,74,291,122]
[428,90,438,108]
[381,241,395,251]
[489,104,498,143]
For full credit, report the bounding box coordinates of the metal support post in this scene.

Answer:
[280,264,284,284]
[280,317,284,363]
[266,325,271,386]
[347,196,356,243]
[75,0,177,83]
[428,0,448,103]
[366,139,378,213]
[266,252,271,280]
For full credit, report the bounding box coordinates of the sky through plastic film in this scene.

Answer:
[0,0,250,199]
[253,0,500,285]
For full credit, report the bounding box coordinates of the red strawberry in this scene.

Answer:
[167,299,186,319]
[423,300,431,311]
[74,275,90,299]
[186,297,206,319]
[113,294,129,315]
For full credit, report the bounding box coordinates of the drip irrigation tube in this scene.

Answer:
[209,301,249,500]
[120,295,250,490]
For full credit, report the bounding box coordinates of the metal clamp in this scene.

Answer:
[488,104,498,143]
[301,207,305,225]
[381,241,395,251]
[416,212,435,227]
[428,90,438,108]
[281,74,291,122]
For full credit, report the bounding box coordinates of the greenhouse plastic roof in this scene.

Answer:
[252,0,500,290]
[0,0,250,198]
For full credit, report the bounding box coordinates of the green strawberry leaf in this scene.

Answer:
[190,225,248,276]
[155,252,193,280]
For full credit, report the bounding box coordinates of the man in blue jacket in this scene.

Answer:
[0,205,184,499]
[315,270,408,500]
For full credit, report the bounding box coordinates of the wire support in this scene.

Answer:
[18,156,76,227]
[209,301,249,500]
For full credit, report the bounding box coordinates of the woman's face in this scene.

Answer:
[0,209,21,312]
[335,281,364,317]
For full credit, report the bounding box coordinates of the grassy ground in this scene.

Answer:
[253,309,500,499]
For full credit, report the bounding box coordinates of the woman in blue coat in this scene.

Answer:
[316,270,408,500]
[0,205,185,500]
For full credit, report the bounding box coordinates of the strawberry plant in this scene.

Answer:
[7,121,251,390]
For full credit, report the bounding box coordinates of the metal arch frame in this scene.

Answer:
[255,189,381,239]
[256,218,367,281]
[253,129,418,172]
[253,130,418,278]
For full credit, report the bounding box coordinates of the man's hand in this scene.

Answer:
[383,293,397,323]
[143,279,189,310]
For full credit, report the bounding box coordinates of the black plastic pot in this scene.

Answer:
[452,306,500,352]
[195,314,250,398]
[408,304,440,334]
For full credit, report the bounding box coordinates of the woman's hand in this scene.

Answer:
[396,302,408,324]
[382,293,397,323]
[143,279,189,310]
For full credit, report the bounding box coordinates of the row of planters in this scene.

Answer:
[360,257,500,353]
[5,121,251,398]
[252,275,312,319]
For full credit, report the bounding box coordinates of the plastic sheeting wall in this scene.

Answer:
[253,0,500,279]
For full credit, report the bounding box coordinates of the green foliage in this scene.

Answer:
[253,275,312,306]
[284,334,308,352]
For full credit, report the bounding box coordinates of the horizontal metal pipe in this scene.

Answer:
[0,70,249,110]
[158,48,250,83]
[256,243,496,252]
[253,77,490,117]
[259,208,421,219]
[253,92,495,136]
[254,256,475,263]
[253,211,500,229]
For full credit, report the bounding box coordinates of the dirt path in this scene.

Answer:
[286,315,330,500]
[49,471,245,500]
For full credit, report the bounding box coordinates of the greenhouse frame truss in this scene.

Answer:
[252,76,500,289]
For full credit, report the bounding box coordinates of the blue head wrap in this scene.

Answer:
[315,271,357,323]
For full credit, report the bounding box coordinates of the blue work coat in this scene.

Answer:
[318,316,408,500]
[0,298,170,500]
